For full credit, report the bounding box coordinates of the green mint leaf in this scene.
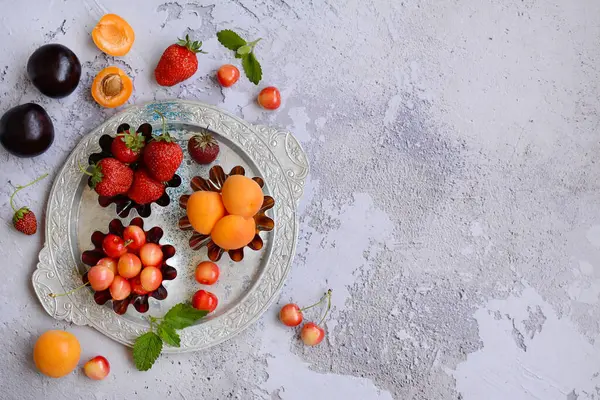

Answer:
[217,30,247,51]
[163,303,208,329]
[242,53,262,85]
[157,322,181,347]
[133,332,163,371]
[236,45,252,56]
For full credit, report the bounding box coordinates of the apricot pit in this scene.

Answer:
[91,66,132,108]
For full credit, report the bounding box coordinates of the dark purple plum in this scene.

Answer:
[0,103,54,157]
[27,44,81,98]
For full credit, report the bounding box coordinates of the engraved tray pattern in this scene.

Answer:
[31,100,309,352]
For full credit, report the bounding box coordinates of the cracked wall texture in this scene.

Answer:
[0,0,599,399]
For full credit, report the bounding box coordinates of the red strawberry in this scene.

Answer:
[188,133,219,164]
[143,133,183,182]
[9,173,47,235]
[154,35,206,86]
[83,158,134,197]
[127,169,165,204]
[13,207,37,235]
[111,130,145,163]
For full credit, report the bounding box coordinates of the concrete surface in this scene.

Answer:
[0,0,599,399]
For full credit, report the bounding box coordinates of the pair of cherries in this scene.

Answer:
[279,290,332,346]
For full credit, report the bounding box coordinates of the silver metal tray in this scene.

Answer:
[31,100,309,352]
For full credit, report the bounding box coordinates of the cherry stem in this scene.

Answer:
[9,173,48,212]
[318,289,333,326]
[124,239,134,248]
[299,290,330,313]
[78,162,93,177]
[49,282,90,298]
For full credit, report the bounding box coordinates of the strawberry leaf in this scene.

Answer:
[12,206,30,223]
[133,332,163,371]
[85,163,104,189]
[217,30,247,51]
[121,131,145,152]
[177,34,207,54]
[242,53,262,85]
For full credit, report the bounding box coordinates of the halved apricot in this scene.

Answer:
[92,14,135,57]
[91,66,132,108]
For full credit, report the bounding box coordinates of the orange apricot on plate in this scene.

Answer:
[92,14,135,57]
[187,191,226,235]
[221,175,264,218]
[211,215,256,250]
[33,330,81,378]
[91,66,132,108]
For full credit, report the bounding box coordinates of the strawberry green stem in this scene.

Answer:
[318,289,333,326]
[49,282,90,298]
[9,173,48,212]
[153,110,175,142]
[78,162,93,177]
[155,110,167,134]
[299,290,330,313]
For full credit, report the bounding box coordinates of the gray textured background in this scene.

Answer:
[1,0,599,399]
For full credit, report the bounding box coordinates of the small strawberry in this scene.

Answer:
[143,112,183,181]
[9,173,48,235]
[127,169,165,204]
[111,130,146,163]
[155,35,207,87]
[188,132,220,165]
[13,208,37,235]
[81,158,134,198]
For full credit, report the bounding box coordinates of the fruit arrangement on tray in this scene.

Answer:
[3,11,319,380]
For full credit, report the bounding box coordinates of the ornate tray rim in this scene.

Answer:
[31,100,309,352]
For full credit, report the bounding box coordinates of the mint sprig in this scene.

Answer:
[157,322,180,347]
[133,332,162,371]
[132,303,208,371]
[163,303,208,329]
[216,30,246,51]
[217,29,263,85]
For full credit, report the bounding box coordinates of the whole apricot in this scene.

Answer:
[211,215,256,250]
[186,191,226,234]
[33,330,81,378]
[221,175,264,218]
